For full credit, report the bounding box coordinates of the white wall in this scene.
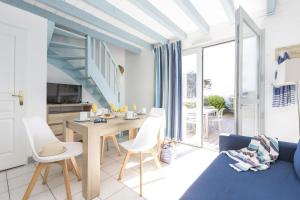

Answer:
[125,49,155,111]
[0,2,48,157]
[107,44,126,105]
[262,0,300,142]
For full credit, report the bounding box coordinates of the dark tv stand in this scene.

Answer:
[47,103,92,141]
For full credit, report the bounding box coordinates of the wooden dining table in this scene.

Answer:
[64,115,148,200]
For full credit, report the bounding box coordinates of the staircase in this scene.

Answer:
[47,25,121,107]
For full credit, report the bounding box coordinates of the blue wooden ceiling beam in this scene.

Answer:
[85,0,167,44]
[174,0,209,33]
[37,0,152,49]
[220,0,235,23]
[128,0,187,39]
[267,0,276,15]
[0,0,141,54]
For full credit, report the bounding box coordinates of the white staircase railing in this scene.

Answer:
[87,36,120,106]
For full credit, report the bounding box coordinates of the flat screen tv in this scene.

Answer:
[47,83,82,104]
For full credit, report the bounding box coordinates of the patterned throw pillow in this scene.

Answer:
[38,142,66,157]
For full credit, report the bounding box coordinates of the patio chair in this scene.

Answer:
[209,108,225,133]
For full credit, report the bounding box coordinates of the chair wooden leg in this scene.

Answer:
[118,152,131,180]
[139,152,143,197]
[112,135,121,156]
[150,149,161,169]
[106,137,109,151]
[62,160,72,200]
[22,163,46,200]
[157,133,163,159]
[70,157,81,181]
[42,165,50,185]
[100,136,105,164]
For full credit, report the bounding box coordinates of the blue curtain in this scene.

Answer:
[154,41,182,141]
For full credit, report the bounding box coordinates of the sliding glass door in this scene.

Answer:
[235,7,265,136]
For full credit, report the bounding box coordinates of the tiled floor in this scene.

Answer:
[0,141,218,200]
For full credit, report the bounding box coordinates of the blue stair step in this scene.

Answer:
[48,55,86,60]
[49,41,86,49]
[64,66,86,71]
[54,27,86,39]
[77,77,92,81]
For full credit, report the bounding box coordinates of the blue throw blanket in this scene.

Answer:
[222,135,279,172]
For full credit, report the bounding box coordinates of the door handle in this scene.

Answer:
[12,91,24,106]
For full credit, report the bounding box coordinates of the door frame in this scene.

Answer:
[182,49,203,147]
[235,7,265,135]
[182,39,235,147]
[0,21,27,170]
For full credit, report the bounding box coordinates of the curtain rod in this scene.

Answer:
[153,39,181,48]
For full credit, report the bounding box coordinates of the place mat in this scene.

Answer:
[124,117,139,120]
[74,118,90,122]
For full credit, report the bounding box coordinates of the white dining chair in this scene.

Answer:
[100,134,121,164]
[97,108,122,164]
[118,109,164,197]
[149,107,165,154]
[209,108,225,133]
[23,117,82,200]
[149,107,165,117]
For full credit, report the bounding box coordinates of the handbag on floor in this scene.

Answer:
[160,140,177,164]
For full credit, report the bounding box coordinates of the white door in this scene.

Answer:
[0,22,27,170]
[235,7,265,136]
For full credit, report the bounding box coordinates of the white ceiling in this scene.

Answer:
[25,0,268,49]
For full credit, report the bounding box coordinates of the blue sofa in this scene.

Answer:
[181,134,300,200]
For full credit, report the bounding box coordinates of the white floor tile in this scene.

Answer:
[51,178,82,200]
[7,163,36,179]
[8,171,42,190]
[0,192,9,200]
[111,153,126,162]
[106,187,143,200]
[0,180,8,194]
[112,168,139,183]
[4,144,218,200]
[101,157,119,166]
[0,171,6,182]
[30,190,55,200]
[9,180,49,200]
[100,170,110,182]
[46,169,77,190]
[101,161,122,176]
[99,177,124,199]
[72,192,101,200]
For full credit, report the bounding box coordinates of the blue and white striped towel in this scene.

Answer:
[272,52,295,107]
[272,85,296,107]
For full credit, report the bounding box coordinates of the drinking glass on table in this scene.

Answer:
[91,103,98,120]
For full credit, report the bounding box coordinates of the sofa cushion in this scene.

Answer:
[181,154,300,200]
[294,140,300,179]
